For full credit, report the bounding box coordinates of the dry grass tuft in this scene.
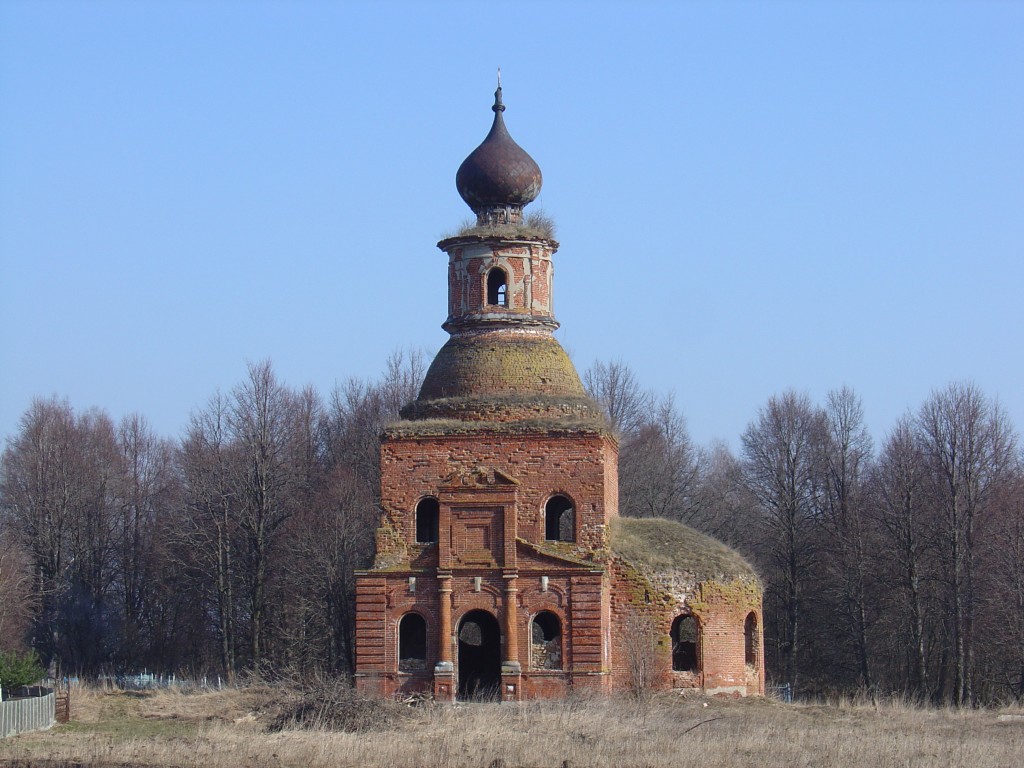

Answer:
[440,210,557,243]
[248,676,408,733]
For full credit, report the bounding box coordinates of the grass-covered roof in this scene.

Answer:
[610,516,759,584]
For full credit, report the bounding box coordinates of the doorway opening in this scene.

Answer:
[457,609,502,701]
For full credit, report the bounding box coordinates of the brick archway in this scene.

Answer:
[457,609,502,701]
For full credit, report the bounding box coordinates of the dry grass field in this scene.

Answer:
[1,684,1022,768]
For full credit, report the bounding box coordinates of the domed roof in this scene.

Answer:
[456,85,542,213]
[610,517,760,584]
[418,332,584,403]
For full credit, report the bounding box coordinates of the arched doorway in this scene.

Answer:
[671,615,700,672]
[457,609,502,701]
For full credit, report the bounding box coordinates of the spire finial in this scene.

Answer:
[493,68,505,113]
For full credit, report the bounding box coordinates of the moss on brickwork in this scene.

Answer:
[686,578,762,616]
[613,557,677,613]
[383,416,610,438]
[396,392,609,432]
[610,517,759,584]
[519,537,603,568]
[373,516,409,570]
[418,334,585,403]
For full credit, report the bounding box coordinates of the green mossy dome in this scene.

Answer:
[419,334,583,398]
[610,517,759,584]
[410,333,607,424]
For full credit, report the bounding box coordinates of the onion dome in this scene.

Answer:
[456,84,542,225]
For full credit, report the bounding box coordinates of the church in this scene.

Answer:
[353,84,764,701]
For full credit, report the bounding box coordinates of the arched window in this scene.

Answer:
[744,612,758,667]
[531,611,562,670]
[487,268,508,307]
[545,495,575,542]
[416,497,439,544]
[671,615,699,672]
[398,613,427,672]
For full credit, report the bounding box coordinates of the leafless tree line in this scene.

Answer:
[2,356,1021,704]
[585,363,1023,704]
[0,352,423,679]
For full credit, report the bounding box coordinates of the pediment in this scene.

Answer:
[516,538,601,570]
[441,466,520,489]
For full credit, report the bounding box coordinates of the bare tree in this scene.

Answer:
[622,609,658,704]
[584,362,707,526]
[583,359,652,436]
[868,416,931,697]
[818,387,874,690]
[381,349,427,418]
[0,529,35,651]
[0,398,125,669]
[311,350,426,672]
[227,360,305,665]
[180,391,241,676]
[977,457,1024,699]
[285,462,378,674]
[0,397,79,654]
[113,414,178,666]
[619,394,705,524]
[693,441,761,551]
[323,349,427,500]
[741,390,825,690]
[916,382,1017,705]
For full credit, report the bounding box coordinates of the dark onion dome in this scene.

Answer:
[456,86,542,213]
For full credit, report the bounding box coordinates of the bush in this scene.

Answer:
[246,668,409,733]
[0,649,45,694]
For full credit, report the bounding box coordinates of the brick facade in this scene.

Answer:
[353,85,764,701]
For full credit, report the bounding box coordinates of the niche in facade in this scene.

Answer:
[744,612,759,667]
[398,613,427,672]
[531,611,562,670]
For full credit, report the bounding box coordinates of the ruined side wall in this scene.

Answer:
[607,558,764,697]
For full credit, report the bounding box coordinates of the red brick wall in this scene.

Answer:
[355,418,763,701]
[377,432,618,559]
[355,566,611,699]
[444,241,555,322]
[606,559,764,696]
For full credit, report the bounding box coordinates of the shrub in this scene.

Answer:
[245,667,409,733]
[0,649,45,694]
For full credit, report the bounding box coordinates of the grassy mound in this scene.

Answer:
[610,516,759,583]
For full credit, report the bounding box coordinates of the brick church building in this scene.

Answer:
[354,84,764,701]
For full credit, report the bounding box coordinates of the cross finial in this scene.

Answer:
[493,68,505,113]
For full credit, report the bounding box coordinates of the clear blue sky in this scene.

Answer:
[2,1,1022,450]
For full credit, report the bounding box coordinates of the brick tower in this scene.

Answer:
[354,84,764,701]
